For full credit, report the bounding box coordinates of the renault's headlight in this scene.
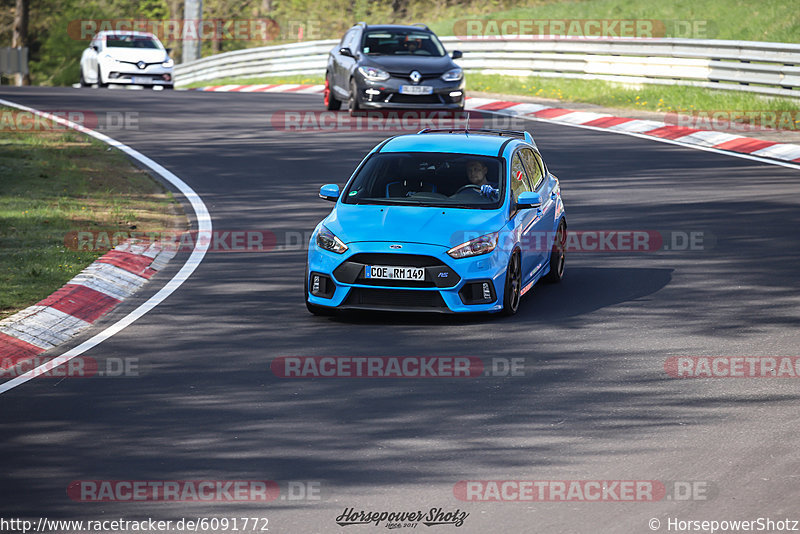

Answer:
[447,232,498,259]
[358,66,390,81]
[441,68,463,82]
[316,225,348,254]
[162,58,174,68]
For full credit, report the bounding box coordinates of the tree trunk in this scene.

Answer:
[12,0,30,86]
[391,0,407,22]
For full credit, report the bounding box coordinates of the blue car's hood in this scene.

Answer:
[326,203,506,248]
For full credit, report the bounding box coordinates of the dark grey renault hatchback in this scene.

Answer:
[324,23,465,113]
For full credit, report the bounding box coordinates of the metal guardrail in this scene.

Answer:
[0,47,29,79]
[174,37,800,99]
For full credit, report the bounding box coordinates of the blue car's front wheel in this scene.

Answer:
[501,251,521,316]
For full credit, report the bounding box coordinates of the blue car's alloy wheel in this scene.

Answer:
[502,252,522,316]
[544,221,566,283]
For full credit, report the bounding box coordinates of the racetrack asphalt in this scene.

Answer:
[1,86,799,533]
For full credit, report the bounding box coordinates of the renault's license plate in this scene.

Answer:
[400,85,433,95]
[365,265,425,281]
[132,77,149,84]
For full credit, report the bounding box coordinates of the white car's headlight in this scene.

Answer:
[316,225,348,254]
[441,68,463,82]
[162,58,174,68]
[448,232,498,259]
[101,54,118,63]
[357,66,390,81]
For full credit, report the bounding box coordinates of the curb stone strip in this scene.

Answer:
[187,84,800,164]
[0,242,176,372]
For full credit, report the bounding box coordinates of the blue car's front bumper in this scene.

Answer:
[307,240,511,313]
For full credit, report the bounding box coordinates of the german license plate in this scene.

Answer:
[132,77,149,84]
[400,85,433,95]
[365,265,425,281]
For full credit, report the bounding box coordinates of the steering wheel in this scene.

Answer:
[454,184,482,194]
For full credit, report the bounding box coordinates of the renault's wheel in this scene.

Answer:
[325,75,341,110]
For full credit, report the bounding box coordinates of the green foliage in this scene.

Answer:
[6,0,800,86]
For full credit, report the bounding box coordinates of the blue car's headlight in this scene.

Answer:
[441,68,463,82]
[448,232,498,259]
[316,225,348,254]
[358,66,390,81]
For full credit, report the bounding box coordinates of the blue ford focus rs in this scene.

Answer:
[305,128,566,315]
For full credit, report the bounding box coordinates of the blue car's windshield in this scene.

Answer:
[343,152,504,209]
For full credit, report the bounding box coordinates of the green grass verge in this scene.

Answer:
[428,0,800,43]
[0,109,185,320]
[467,74,800,116]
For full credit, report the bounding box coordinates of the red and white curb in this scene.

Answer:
[0,241,176,371]
[189,84,800,165]
[192,83,325,94]
[465,98,800,164]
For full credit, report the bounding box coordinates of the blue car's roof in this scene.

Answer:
[378,133,518,157]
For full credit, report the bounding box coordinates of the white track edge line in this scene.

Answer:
[0,98,213,395]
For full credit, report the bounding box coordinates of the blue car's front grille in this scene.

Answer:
[343,288,447,310]
[333,253,460,288]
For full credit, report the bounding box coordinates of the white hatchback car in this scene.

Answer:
[80,31,174,89]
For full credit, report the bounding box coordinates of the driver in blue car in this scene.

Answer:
[466,159,498,198]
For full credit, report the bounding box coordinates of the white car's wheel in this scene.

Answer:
[96,67,108,88]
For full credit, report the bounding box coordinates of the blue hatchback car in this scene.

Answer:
[305,128,566,315]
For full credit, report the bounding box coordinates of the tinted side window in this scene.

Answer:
[510,152,533,203]
[520,148,544,190]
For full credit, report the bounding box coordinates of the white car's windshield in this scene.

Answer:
[343,152,504,209]
[106,35,160,49]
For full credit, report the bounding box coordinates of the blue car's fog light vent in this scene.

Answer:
[310,272,335,299]
[459,280,496,305]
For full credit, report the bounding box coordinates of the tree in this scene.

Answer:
[12,0,29,85]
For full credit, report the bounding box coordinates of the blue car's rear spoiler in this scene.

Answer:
[417,128,535,146]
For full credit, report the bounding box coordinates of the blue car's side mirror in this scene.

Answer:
[516,191,542,209]
[319,184,340,202]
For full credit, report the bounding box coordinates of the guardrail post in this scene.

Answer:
[0,47,29,85]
